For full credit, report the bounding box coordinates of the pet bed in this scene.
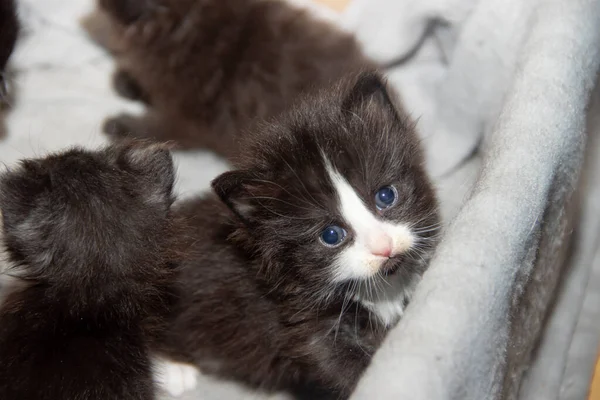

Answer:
[344,0,600,399]
[1,0,600,399]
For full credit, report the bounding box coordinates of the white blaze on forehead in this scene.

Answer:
[323,157,415,283]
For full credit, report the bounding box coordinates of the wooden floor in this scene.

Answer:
[313,0,349,12]
[589,353,600,399]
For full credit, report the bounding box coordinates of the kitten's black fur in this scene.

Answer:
[0,142,180,399]
[0,0,19,103]
[162,71,440,399]
[82,0,374,158]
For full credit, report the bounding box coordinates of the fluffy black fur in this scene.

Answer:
[161,71,440,399]
[0,142,179,400]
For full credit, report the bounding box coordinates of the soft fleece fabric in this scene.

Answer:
[344,0,600,399]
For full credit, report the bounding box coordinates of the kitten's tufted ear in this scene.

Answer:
[211,170,264,225]
[341,71,400,119]
[99,0,156,25]
[120,142,175,204]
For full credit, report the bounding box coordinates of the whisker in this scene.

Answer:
[412,225,443,235]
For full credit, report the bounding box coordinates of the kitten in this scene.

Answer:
[0,0,18,104]
[159,71,440,399]
[82,0,375,158]
[0,142,180,400]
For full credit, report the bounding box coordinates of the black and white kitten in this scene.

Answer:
[158,71,440,399]
[0,142,180,400]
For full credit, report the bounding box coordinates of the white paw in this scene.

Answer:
[153,358,199,397]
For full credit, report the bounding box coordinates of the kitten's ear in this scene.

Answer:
[212,170,260,224]
[99,0,156,25]
[342,71,400,118]
[121,142,175,202]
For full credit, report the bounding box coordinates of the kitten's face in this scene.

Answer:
[0,142,175,278]
[213,72,439,300]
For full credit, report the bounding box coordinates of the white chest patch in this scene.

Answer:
[360,298,405,327]
[355,272,419,327]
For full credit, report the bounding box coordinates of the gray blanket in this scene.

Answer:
[345,0,600,398]
[2,0,600,399]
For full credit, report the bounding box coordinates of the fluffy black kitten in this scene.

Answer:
[0,142,179,400]
[0,0,18,103]
[159,71,440,399]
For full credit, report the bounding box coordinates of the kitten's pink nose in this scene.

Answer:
[368,233,392,258]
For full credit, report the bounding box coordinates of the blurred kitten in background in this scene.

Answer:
[82,0,376,159]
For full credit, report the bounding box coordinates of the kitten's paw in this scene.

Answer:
[113,69,151,104]
[103,113,170,144]
[80,10,125,53]
[153,359,199,397]
[103,114,136,140]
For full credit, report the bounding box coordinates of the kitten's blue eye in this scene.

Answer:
[375,185,398,210]
[320,225,347,247]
